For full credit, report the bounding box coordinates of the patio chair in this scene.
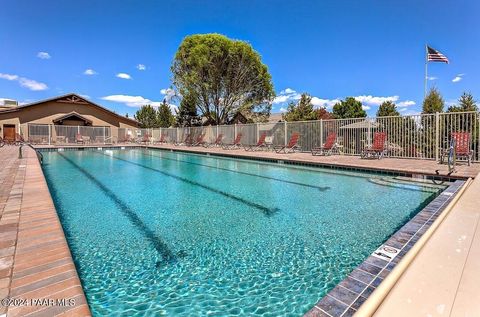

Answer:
[174,133,192,146]
[312,132,337,156]
[222,133,243,150]
[0,136,4,147]
[274,132,301,153]
[244,132,267,151]
[440,132,474,166]
[361,132,387,159]
[154,133,167,144]
[204,134,224,148]
[75,133,84,144]
[189,133,206,146]
[140,133,150,144]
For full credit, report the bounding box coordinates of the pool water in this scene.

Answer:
[41,148,443,316]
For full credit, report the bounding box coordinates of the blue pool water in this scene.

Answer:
[41,148,443,316]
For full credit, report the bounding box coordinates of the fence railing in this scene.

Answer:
[22,111,480,161]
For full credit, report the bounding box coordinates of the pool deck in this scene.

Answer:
[146,144,480,180]
[2,143,480,317]
[0,146,90,317]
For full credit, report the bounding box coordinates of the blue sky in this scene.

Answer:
[1,0,479,117]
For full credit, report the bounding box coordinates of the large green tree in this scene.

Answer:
[172,33,275,125]
[157,100,175,128]
[422,87,444,113]
[282,93,318,121]
[376,101,400,117]
[134,105,158,128]
[447,92,478,112]
[332,97,367,118]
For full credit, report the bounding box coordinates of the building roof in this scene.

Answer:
[52,111,93,125]
[0,93,138,126]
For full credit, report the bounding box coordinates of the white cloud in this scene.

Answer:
[137,64,146,71]
[311,97,340,109]
[362,105,371,110]
[37,51,51,59]
[18,78,48,91]
[281,88,296,94]
[116,73,132,80]
[273,88,301,104]
[0,72,48,91]
[83,69,97,75]
[279,107,287,113]
[452,74,464,83]
[101,94,178,113]
[427,76,437,81]
[160,88,176,102]
[354,95,399,106]
[397,100,416,108]
[80,94,90,99]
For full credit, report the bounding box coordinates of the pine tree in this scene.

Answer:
[376,101,400,117]
[332,97,367,118]
[175,93,201,127]
[447,92,478,112]
[157,100,175,128]
[422,87,444,114]
[134,105,158,128]
[282,93,318,121]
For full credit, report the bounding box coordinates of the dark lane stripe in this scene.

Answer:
[57,152,176,265]
[95,151,279,216]
[136,149,330,191]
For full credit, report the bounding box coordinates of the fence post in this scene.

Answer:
[320,119,323,146]
[103,126,106,144]
[48,124,51,145]
[234,123,237,139]
[256,122,260,141]
[216,125,219,139]
[284,121,288,146]
[176,127,180,143]
[435,112,440,162]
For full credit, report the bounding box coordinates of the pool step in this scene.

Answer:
[368,177,441,193]
[393,176,450,188]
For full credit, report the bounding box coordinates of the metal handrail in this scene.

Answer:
[19,143,44,164]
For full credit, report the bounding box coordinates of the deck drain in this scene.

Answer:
[372,244,400,262]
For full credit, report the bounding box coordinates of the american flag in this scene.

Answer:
[427,46,449,63]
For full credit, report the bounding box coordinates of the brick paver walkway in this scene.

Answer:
[0,145,90,317]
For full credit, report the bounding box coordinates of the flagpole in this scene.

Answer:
[424,44,428,99]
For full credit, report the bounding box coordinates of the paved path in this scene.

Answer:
[0,145,90,317]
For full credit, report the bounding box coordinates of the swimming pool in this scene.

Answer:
[41,148,444,316]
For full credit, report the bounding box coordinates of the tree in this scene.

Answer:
[134,105,158,128]
[422,87,444,113]
[316,107,334,120]
[157,100,175,128]
[376,101,400,117]
[176,93,202,127]
[282,93,317,121]
[125,113,129,118]
[172,33,275,125]
[332,97,367,118]
[447,92,478,112]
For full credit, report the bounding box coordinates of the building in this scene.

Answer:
[0,93,138,144]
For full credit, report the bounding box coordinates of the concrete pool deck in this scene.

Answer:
[2,143,480,316]
[0,146,90,317]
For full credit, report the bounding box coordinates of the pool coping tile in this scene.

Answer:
[304,179,465,316]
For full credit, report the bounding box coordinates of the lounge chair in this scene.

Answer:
[361,132,387,159]
[75,133,84,144]
[204,134,224,148]
[244,132,267,151]
[154,133,167,144]
[274,132,301,153]
[140,133,150,144]
[312,132,337,156]
[189,133,206,146]
[14,133,25,146]
[0,136,4,147]
[440,132,474,166]
[222,133,243,150]
[174,133,192,146]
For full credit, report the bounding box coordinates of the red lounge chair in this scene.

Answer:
[274,132,301,153]
[361,132,387,159]
[75,133,84,144]
[441,132,474,166]
[141,133,150,144]
[157,133,167,144]
[189,133,206,146]
[312,132,337,156]
[245,132,267,151]
[174,133,191,146]
[204,134,224,148]
[222,133,243,150]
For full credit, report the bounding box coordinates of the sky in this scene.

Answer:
[1,0,479,117]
